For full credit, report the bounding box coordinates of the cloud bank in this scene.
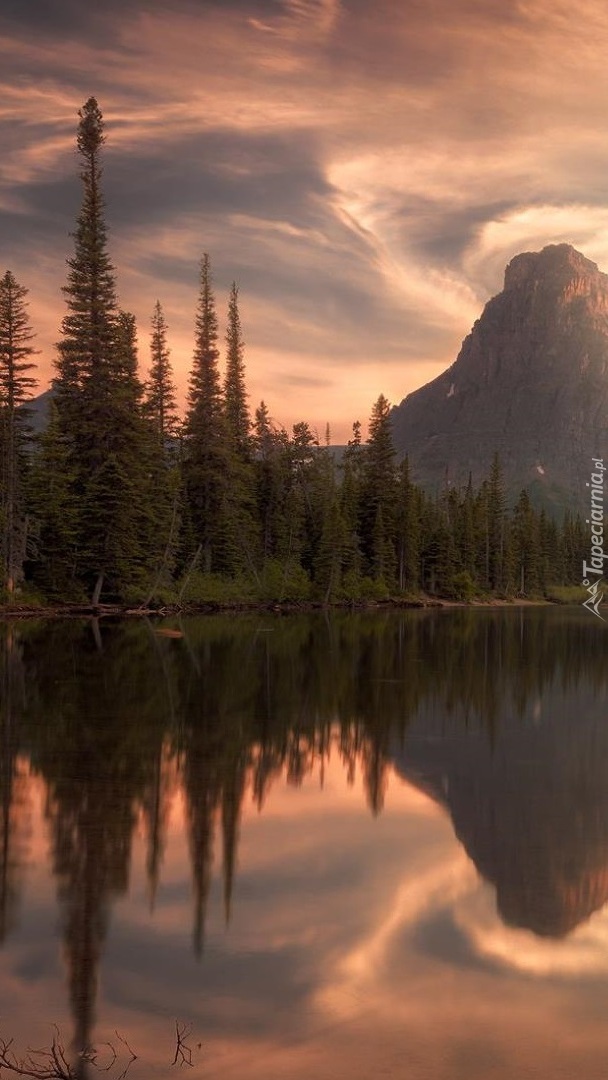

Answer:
[3,0,608,437]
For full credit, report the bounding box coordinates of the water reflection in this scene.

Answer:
[0,607,606,1074]
[0,627,29,946]
[395,676,608,937]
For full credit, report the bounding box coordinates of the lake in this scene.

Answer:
[0,607,606,1079]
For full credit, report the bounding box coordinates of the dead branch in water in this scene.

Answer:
[171,1021,193,1068]
[0,1027,83,1079]
[0,1022,197,1079]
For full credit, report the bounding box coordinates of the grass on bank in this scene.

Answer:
[543,584,589,604]
[0,566,589,613]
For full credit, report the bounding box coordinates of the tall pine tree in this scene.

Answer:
[361,395,397,585]
[29,401,78,597]
[224,284,250,460]
[141,302,182,602]
[183,255,228,575]
[253,401,290,567]
[145,300,179,444]
[54,98,150,602]
[0,272,37,594]
[339,421,364,591]
[396,456,420,592]
[220,283,258,577]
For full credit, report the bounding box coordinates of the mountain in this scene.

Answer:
[22,387,53,435]
[391,244,608,510]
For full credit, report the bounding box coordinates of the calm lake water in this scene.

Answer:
[0,607,607,1079]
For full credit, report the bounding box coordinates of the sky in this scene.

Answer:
[3,0,608,440]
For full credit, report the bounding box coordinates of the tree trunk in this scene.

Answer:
[92,572,104,607]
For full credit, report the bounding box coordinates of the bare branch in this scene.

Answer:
[83,1041,117,1073]
[0,1022,197,1079]
[171,1021,193,1069]
[0,1029,74,1079]
[113,1032,137,1080]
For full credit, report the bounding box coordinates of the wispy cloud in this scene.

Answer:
[3,0,608,436]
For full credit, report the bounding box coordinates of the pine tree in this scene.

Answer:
[140,304,182,601]
[253,401,289,566]
[487,452,507,591]
[311,440,343,600]
[103,313,157,586]
[511,489,540,595]
[54,99,151,602]
[360,395,397,585]
[183,254,228,575]
[433,511,458,596]
[220,283,258,577]
[224,284,250,460]
[537,509,562,592]
[0,271,37,594]
[447,482,478,599]
[396,457,420,592]
[459,473,476,579]
[55,98,118,417]
[145,301,178,444]
[288,420,318,577]
[29,402,78,596]
[339,421,364,591]
[562,510,586,584]
[419,495,456,596]
[473,480,491,590]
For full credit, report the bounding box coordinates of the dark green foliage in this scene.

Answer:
[224,283,250,460]
[360,395,398,586]
[28,401,79,597]
[219,283,258,577]
[138,302,183,602]
[287,420,318,575]
[253,400,290,564]
[52,99,154,601]
[0,272,37,594]
[339,422,364,589]
[396,456,419,592]
[145,300,179,443]
[82,311,159,596]
[55,99,117,413]
[562,510,587,584]
[511,489,541,595]
[487,452,507,591]
[311,441,344,600]
[182,255,229,575]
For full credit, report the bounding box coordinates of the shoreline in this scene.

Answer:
[0,595,560,621]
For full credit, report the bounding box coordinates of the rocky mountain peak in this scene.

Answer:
[503,242,602,293]
[391,244,608,510]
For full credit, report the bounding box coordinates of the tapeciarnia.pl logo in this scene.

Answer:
[582,457,606,620]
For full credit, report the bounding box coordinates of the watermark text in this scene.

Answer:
[582,457,605,619]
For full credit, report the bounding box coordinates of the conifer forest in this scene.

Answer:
[0,100,589,608]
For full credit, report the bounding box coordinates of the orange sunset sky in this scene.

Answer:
[3,0,608,440]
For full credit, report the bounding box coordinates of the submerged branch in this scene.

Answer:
[0,1022,197,1079]
[171,1021,193,1069]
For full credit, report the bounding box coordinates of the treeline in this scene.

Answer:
[0,98,588,606]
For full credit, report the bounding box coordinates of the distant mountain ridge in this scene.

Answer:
[23,387,53,435]
[391,244,608,511]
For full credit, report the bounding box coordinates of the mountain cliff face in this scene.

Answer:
[391,244,608,509]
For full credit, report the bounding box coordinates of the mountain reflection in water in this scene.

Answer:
[0,608,605,1078]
